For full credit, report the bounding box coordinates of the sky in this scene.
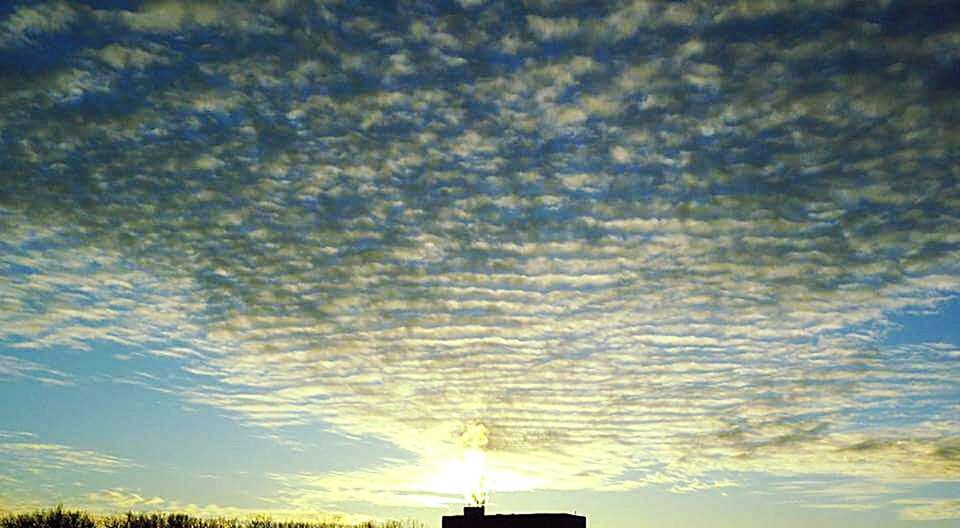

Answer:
[1,0,959,527]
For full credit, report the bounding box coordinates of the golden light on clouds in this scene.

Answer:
[1,0,960,525]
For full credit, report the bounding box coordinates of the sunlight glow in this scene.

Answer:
[462,449,487,506]
[416,448,551,508]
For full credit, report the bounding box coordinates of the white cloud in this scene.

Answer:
[456,0,486,9]
[75,487,378,524]
[1,0,959,516]
[85,488,165,509]
[0,355,71,386]
[48,68,114,104]
[527,15,581,41]
[896,498,960,521]
[712,0,846,22]
[0,437,129,473]
[112,1,279,34]
[93,44,169,70]
[0,1,77,49]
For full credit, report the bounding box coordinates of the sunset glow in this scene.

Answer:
[2,1,960,527]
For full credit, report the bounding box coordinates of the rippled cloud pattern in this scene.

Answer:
[1,0,959,523]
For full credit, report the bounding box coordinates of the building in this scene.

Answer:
[442,506,586,528]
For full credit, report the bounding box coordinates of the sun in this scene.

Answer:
[462,448,488,505]
[414,424,547,506]
[421,448,488,505]
[420,448,549,507]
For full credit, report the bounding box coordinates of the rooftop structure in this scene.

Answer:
[442,507,586,528]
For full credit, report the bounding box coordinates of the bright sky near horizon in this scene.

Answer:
[1,1,960,527]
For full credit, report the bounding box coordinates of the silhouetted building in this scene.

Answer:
[443,507,585,528]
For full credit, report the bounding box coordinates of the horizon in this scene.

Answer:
[1,1,959,527]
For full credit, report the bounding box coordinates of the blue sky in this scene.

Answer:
[1,0,959,526]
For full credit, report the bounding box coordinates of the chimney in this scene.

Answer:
[463,506,484,517]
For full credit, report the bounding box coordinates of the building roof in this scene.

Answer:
[442,512,586,528]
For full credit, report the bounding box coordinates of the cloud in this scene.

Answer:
[526,15,581,41]
[0,433,139,512]
[92,44,170,70]
[712,0,846,22]
[1,0,960,516]
[0,355,72,385]
[85,488,165,510]
[0,1,77,49]
[0,438,130,473]
[896,498,960,521]
[0,433,132,509]
[77,487,381,524]
[112,1,277,34]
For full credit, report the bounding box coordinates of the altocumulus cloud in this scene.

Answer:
[0,431,131,510]
[1,0,960,518]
